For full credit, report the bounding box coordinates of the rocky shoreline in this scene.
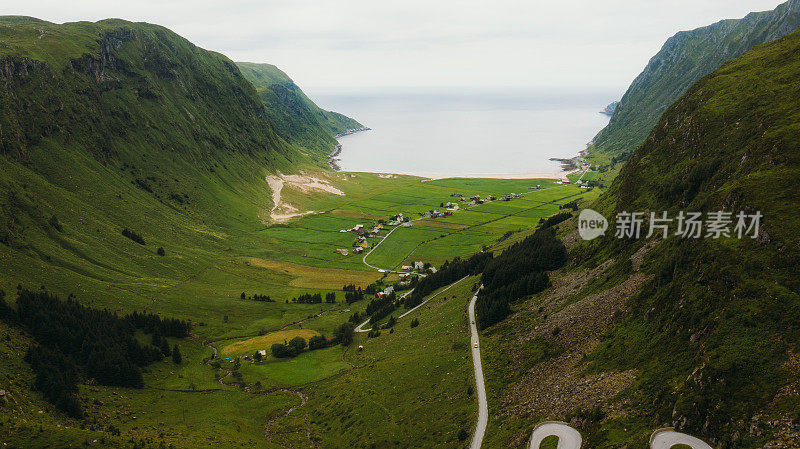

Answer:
[549,156,580,171]
[329,127,371,170]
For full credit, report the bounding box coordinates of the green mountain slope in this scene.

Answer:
[0,17,366,448]
[591,0,800,158]
[481,27,800,449]
[0,17,358,318]
[236,62,362,155]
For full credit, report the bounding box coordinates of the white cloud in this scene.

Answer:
[0,0,787,94]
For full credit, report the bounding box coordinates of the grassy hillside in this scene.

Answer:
[482,27,800,449]
[237,62,362,156]
[590,0,800,159]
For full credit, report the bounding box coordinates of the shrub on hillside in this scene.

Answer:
[122,228,146,245]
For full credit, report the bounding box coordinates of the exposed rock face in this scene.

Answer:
[592,0,800,157]
[0,56,49,83]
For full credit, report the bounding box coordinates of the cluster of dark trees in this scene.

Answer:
[343,287,365,303]
[343,283,379,303]
[269,333,332,359]
[559,200,579,211]
[121,228,145,245]
[367,291,397,326]
[538,212,572,229]
[293,292,323,304]
[150,333,182,364]
[333,322,355,346]
[403,251,494,310]
[290,292,336,304]
[240,292,274,302]
[126,311,191,338]
[270,336,307,358]
[0,288,190,418]
[475,228,567,329]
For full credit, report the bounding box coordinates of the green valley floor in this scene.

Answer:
[0,170,599,448]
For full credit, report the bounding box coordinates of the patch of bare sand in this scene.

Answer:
[265,172,344,223]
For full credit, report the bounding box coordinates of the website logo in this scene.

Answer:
[578,209,608,241]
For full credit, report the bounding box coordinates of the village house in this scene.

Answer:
[413,261,425,270]
[401,265,413,271]
[336,248,349,255]
[353,247,364,254]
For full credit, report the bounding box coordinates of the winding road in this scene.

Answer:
[361,171,588,273]
[355,171,591,447]
[649,429,712,449]
[354,276,468,332]
[528,422,582,449]
[468,287,488,449]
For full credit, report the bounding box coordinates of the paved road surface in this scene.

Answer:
[528,421,582,449]
[354,276,468,333]
[650,429,712,449]
[361,172,586,273]
[468,288,488,449]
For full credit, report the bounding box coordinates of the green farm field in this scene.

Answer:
[0,162,600,448]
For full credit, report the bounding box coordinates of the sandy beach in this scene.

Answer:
[417,171,571,181]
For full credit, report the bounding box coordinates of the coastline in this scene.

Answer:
[329,127,371,170]
[331,125,590,181]
[419,171,570,181]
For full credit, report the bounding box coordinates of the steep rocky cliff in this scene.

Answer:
[592,0,800,158]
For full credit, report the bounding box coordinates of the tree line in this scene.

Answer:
[0,287,191,418]
[343,283,380,303]
[538,212,572,229]
[367,291,397,326]
[240,292,274,302]
[475,228,567,329]
[403,251,494,309]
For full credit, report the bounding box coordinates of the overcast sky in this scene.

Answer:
[0,0,787,95]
